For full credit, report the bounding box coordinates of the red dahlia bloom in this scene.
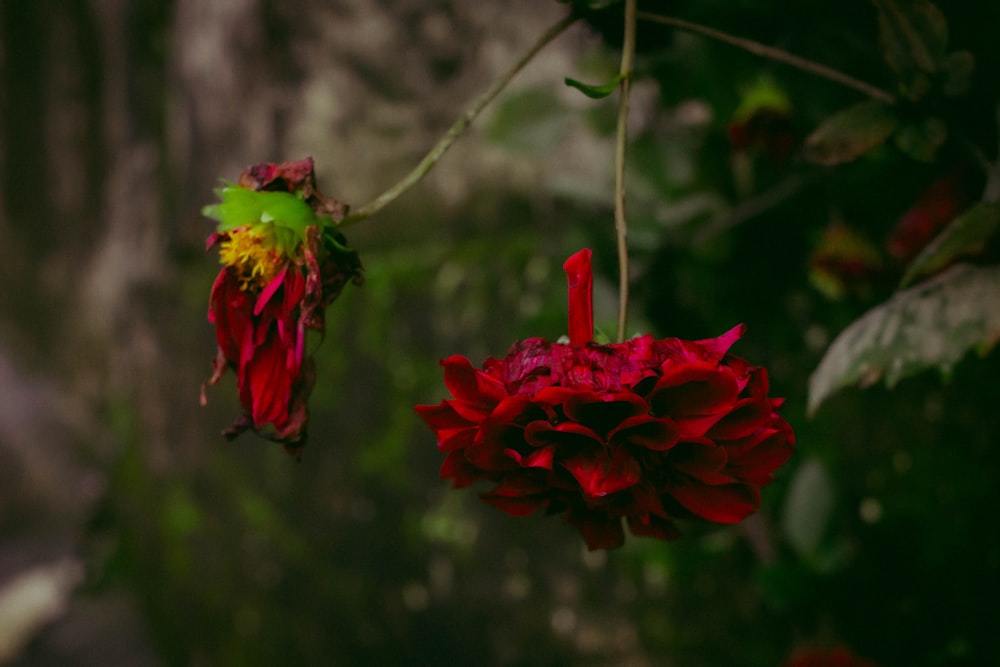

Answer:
[201,158,362,456]
[415,249,794,549]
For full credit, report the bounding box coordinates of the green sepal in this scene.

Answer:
[564,73,625,99]
[202,184,327,254]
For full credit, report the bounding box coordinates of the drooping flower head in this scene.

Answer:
[201,158,363,456]
[416,249,794,549]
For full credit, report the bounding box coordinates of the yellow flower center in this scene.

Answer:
[218,226,284,290]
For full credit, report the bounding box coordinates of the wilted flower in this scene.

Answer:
[201,158,363,456]
[415,249,794,549]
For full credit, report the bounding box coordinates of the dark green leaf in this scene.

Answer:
[893,116,947,162]
[901,202,1000,286]
[781,459,835,558]
[564,73,624,99]
[874,0,948,100]
[809,263,1000,414]
[941,50,975,96]
[803,101,898,166]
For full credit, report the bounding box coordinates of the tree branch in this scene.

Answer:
[637,11,896,105]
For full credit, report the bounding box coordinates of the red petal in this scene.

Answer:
[523,445,557,469]
[564,506,625,550]
[670,440,731,483]
[562,447,641,498]
[524,420,602,449]
[670,482,760,523]
[563,391,648,438]
[441,355,508,413]
[707,397,772,440]
[564,249,594,346]
[440,451,482,488]
[243,334,294,428]
[609,415,679,451]
[209,269,253,363]
[694,323,745,360]
[480,493,548,517]
[480,477,551,516]
[254,265,289,315]
[627,513,681,541]
[414,402,472,431]
[437,427,476,453]
[648,362,740,419]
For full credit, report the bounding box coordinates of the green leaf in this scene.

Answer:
[781,458,835,558]
[808,263,1000,414]
[893,116,947,162]
[901,202,1000,287]
[564,73,624,99]
[941,50,975,96]
[803,101,898,166]
[874,0,948,100]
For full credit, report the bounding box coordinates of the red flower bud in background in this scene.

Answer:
[416,249,794,549]
[201,158,363,457]
[728,77,798,164]
[782,646,881,667]
[808,220,885,301]
[885,174,968,263]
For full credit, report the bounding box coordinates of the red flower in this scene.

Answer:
[783,646,880,667]
[201,158,362,456]
[885,174,968,263]
[415,249,794,549]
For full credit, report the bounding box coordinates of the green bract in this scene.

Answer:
[202,185,327,255]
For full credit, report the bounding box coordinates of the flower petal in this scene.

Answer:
[706,397,773,440]
[481,493,549,517]
[670,481,760,523]
[441,355,508,414]
[564,506,625,550]
[694,323,745,360]
[524,420,602,449]
[414,402,472,431]
[649,362,740,419]
[243,333,294,429]
[562,447,641,498]
[562,391,648,437]
[440,451,482,488]
[564,248,594,346]
[609,415,679,451]
[669,440,732,484]
[627,513,681,541]
[505,445,557,470]
[480,477,551,516]
[254,265,289,315]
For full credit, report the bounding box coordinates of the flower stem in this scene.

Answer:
[614,0,637,343]
[340,13,579,227]
[636,11,896,105]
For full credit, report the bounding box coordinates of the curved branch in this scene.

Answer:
[637,11,896,105]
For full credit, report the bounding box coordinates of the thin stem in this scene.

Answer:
[340,13,579,227]
[614,0,637,343]
[637,11,896,105]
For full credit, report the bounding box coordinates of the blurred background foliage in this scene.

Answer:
[1,0,998,665]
